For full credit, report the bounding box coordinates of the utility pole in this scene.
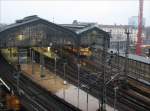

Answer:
[114,86,119,111]
[77,63,81,108]
[101,36,108,111]
[31,50,35,75]
[17,47,21,93]
[123,29,131,83]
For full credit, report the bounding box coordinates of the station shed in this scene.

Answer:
[0,15,110,49]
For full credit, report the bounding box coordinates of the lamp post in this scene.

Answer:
[123,29,131,83]
[17,47,21,93]
[117,40,120,70]
[101,37,107,111]
[63,62,67,99]
[77,63,81,108]
[63,62,67,85]
[54,56,57,82]
[30,48,32,64]
[114,86,119,111]
[31,49,35,75]
[40,52,45,78]
[86,86,90,111]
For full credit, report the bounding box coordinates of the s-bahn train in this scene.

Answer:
[64,45,92,57]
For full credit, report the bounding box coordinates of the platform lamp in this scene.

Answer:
[31,48,35,75]
[114,86,119,111]
[39,40,45,78]
[54,50,58,81]
[48,42,53,52]
[16,47,21,93]
[63,59,67,100]
[16,33,24,94]
[77,63,81,108]
[63,60,67,85]
[39,46,43,78]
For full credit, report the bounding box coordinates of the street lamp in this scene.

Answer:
[114,86,119,111]
[29,48,32,64]
[31,49,35,75]
[77,63,81,108]
[63,61,67,100]
[40,52,45,78]
[63,62,67,85]
[48,42,53,52]
[17,48,21,94]
[123,29,131,84]
[77,63,81,88]
[54,56,57,80]
[80,84,90,111]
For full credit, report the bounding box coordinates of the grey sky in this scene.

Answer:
[0,0,150,26]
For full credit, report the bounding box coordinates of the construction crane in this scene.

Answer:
[135,0,144,55]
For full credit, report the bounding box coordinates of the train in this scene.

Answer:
[63,45,92,57]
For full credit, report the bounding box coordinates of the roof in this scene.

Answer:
[60,24,87,32]
[0,16,109,39]
[99,24,136,29]
[0,15,76,37]
[0,16,40,33]
[60,24,109,35]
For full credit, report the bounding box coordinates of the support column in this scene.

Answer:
[40,52,45,78]
[31,50,35,75]
[100,36,108,111]
[77,63,81,108]
[17,47,21,93]
[54,57,57,78]
[30,48,32,64]
[87,90,89,111]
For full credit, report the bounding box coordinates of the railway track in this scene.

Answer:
[40,51,150,111]
[0,54,81,111]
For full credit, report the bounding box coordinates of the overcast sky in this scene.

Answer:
[0,0,150,26]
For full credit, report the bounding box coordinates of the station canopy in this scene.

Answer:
[0,15,110,48]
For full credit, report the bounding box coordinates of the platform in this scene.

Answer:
[20,63,116,111]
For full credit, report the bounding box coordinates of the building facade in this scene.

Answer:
[128,16,146,28]
[99,24,146,52]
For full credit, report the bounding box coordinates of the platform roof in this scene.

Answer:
[0,16,109,38]
[0,15,77,37]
